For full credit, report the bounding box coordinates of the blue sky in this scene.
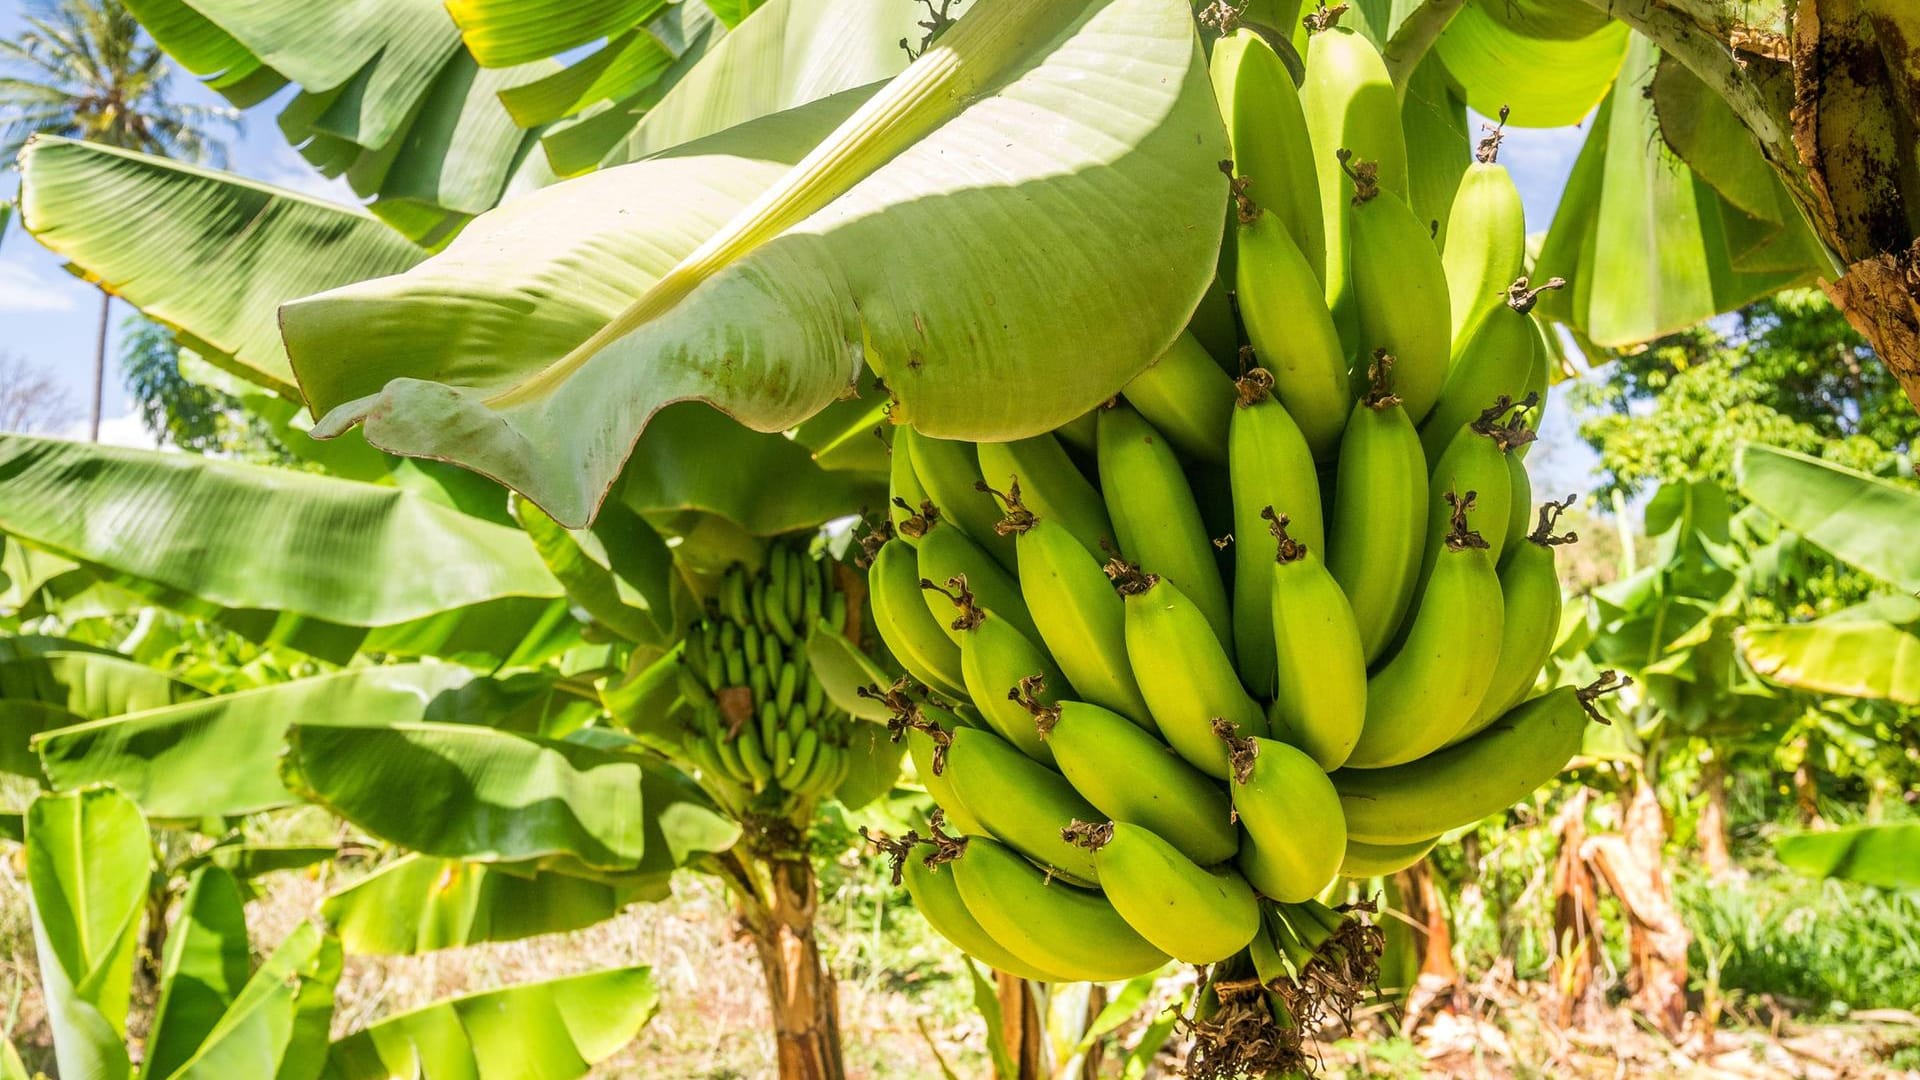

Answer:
[0,3,1598,490]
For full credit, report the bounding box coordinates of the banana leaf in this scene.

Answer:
[322,967,657,1080]
[282,722,738,870]
[512,495,675,648]
[0,434,576,666]
[0,651,205,719]
[143,868,253,1080]
[1735,444,1920,593]
[321,855,668,955]
[1775,822,1920,890]
[1737,614,1920,706]
[152,921,342,1080]
[1432,0,1628,128]
[23,788,150,1080]
[281,0,1228,528]
[535,3,730,175]
[447,0,669,68]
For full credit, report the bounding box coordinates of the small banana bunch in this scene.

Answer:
[864,6,1630,1047]
[678,541,855,816]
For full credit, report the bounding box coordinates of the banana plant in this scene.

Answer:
[5,785,660,1079]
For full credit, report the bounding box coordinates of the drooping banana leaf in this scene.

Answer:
[16,138,424,395]
[1737,611,1920,705]
[1534,36,1818,348]
[446,0,670,68]
[1775,822,1920,890]
[512,495,675,648]
[1734,444,1920,593]
[0,434,576,666]
[321,855,667,955]
[35,664,481,818]
[1432,0,1628,128]
[153,921,342,1080]
[23,787,150,1080]
[322,967,657,1080]
[282,722,737,871]
[0,651,206,719]
[143,868,253,1080]
[282,0,1228,528]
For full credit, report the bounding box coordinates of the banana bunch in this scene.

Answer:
[863,9,1629,1037]
[678,541,856,816]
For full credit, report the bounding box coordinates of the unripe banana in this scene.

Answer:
[1302,20,1406,350]
[1228,371,1325,697]
[1258,508,1366,771]
[1419,295,1552,465]
[898,710,991,836]
[904,427,1017,571]
[1441,126,1527,354]
[1117,568,1266,780]
[1121,332,1237,466]
[890,432,936,545]
[869,539,968,700]
[1096,404,1232,650]
[784,728,822,791]
[1417,411,1524,585]
[1026,695,1235,865]
[1346,491,1505,768]
[736,721,774,789]
[915,516,1037,646]
[976,435,1112,558]
[1233,211,1350,459]
[899,845,1069,983]
[1343,151,1450,425]
[1454,498,1576,743]
[1338,673,1629,844]
[1521,316,1555,456]
[941,725,1100,884]
[930,576,1067,764]
[1212,28,1324,284]
[949,836,1170,983]
[1054,409,1099,457]
[1505,450,1533,554]
[1327,355,1428,663]
[1065,821,1259,964]
[1339,836,1437,879]
[998,488,1153,728]
[1218,729,1346,903]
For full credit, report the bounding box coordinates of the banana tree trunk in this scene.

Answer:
[995,973,1045,1079]
[1569,0,1920,411]
[90,289,109,443]
[1550,789,1604,1029]
[1698,753,1734,880]
[738,854,846,1080]
[1585,779,1692,1039]
[1391,858,1462,1033]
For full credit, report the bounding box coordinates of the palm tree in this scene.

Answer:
[1,0,235,441]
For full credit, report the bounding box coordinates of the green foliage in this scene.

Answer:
[1680,872,1920,1013]
[118,317,287,461]
[1575,291,1917,504]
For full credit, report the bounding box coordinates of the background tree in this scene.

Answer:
[118,315,285,459]
[0,352,72,433]
[0,0,234,442]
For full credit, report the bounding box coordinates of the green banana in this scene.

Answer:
[948,836,1170,983]
[890,431,937,544]
[1440,121,1527,355]
[1054,409,1099,457]
[899,712,991,836]
[1454,498,1576,743]
[930,576,1067,764]
[997,487,1153,728]
[1233,209,1350,459]
[1417,409,1524,585]
[1521,315,1555,456]
[1259,508,1366,771]
[1227,370,1325,698]
[915,515,1037,645]
[869,538,968,699]
[1302,19,1406,351]
[1212,27,1324,283]
[782,728,821,790]
[1121,332,1237,466]
[1065,821,1259,965]
[1326,354,1428,663]
[1342,149,1450,425]
[1419,291,1553,465]
[977,434,1112,556]
[1117,567,1266,780]
[940,725,1100,884]
[904,427,1018,571]
[1025,695,1236,865]
[1505,449,1533,554]
[1098,403,1233,651]
[736,721,774,789]
[1218,729,1346,903]
[1347,491,1506,768]
[898,842,1069,982]
[1338,673,1629,844]
[1339,836,1438,879]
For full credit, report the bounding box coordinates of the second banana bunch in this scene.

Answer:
[864,11,1628,1013]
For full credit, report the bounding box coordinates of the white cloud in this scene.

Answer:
[0,261,81,313]
[57,410,167,450]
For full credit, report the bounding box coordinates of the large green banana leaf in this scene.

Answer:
[1735,444,1920,593]
[0,650,205,718]
[143,868,253,1080]
[322,967,657,1080]
[322,855,667,955]
[16,138,423,395]
[1737,611,1920,706]
[1775,822,1920,891]
[513,496,675,648]
[1431,0,1627,128]
[0,434,576,666]
[447,0,670,68]
[282,0,1227,527]
[35,664,482,818]
[23,787,150,1080]
[282,722,738,870]
[537,4,730,176]
[1534,36,1818,348]
[153,921,341,1080]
